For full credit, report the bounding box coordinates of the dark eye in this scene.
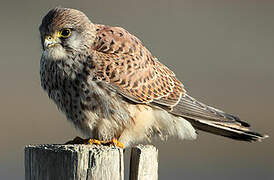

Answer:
[60,29,71,38]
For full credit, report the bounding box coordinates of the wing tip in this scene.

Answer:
[225,113,251,127]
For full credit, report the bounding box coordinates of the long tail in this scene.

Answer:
[171,94,268,142]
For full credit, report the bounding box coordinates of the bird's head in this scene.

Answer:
[39,7,96,60]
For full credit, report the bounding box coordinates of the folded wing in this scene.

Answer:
[90,24,268,142]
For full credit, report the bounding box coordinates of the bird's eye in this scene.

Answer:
[59,29,71,38]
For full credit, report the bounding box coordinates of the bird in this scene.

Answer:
[39,7,268,148]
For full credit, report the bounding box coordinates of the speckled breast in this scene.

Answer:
[40,54,130,137]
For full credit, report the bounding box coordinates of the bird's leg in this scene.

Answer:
[65,137,124,148]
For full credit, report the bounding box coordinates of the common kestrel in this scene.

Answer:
[39,7,267,148]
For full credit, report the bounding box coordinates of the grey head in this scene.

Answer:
[39,7,96,60]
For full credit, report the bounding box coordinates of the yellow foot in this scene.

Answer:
[87,139,102,145]
[107,138,124,149]
[65,137,124,148]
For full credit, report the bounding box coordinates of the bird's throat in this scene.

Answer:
[43,46,67,61]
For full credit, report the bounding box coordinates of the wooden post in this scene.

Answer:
[25,144,124,180]
[24,144,158,180]
[129,145,158,180]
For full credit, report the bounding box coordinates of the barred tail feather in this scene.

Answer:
[185,117,268,142]
[171,94,268,142]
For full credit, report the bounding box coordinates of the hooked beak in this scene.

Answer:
[44,32,61,49]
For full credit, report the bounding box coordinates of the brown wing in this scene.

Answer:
[90,24,185,108]
[89,24,267,141]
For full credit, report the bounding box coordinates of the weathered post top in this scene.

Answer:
[25,144,124,180]
[130,145,158,180]
[25,144,158,180]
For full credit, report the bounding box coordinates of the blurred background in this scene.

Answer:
[0,0,273,179]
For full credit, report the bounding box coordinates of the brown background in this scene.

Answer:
[0,0,273,179]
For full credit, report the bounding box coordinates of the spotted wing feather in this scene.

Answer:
[90,24,185,108]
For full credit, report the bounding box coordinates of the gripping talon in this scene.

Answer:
[111,138,124,148]
[87,139,101,145]
[65,137,124,148]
